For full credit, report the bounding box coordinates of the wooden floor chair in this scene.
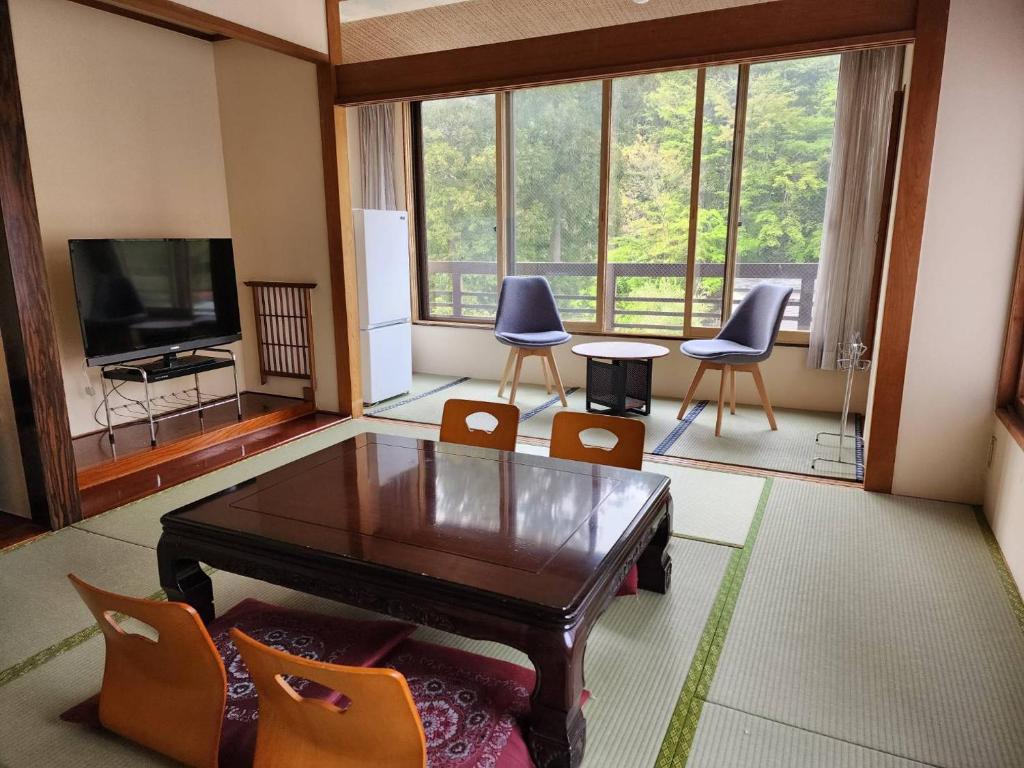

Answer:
[549,410,646,596]
[232,628,426,768]
[439,398,520,452]
[65,575,414,768]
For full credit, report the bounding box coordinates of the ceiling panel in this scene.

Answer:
[338,0,780,63]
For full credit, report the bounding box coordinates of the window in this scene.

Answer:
[413,52,848,339]
[417,94,497,320]
[511,83,603,324]
[735,56,839,331]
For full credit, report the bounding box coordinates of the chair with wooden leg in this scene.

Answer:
[494,276,571,408]
[676,283,793,436]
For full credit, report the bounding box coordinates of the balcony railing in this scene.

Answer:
[425,260,818,333]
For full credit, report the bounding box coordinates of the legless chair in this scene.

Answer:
[232,628,426,768]
[68,574,227,768]
[549,411,645,595]
[439,398,520,451]
[676,283,793,436]
[494,276,571,407]
[549,410,645,470]
[65,576,415,768]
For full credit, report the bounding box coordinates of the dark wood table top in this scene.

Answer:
[163,432,670,618]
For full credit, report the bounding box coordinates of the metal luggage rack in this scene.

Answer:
[812,335,870,474]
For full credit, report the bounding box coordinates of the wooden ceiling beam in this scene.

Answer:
[334,0,917,105]
[68,0,328,63]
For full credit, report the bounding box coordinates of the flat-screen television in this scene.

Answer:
[70,238,242,366]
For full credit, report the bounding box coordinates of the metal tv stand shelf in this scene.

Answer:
[100,347,242,448]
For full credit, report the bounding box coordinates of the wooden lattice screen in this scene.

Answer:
[245,281,317,399]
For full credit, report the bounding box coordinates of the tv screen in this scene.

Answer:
[70,238,242,366]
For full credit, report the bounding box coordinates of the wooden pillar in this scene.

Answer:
[0,0,81,529]
[317,0,362,417]
[863,0,950,492]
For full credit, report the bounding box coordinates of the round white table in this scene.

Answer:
[571,342,670,416]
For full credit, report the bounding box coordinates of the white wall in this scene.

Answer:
[179,0,328,54]
[985,418,1024,590]
[892,0,1024,504]
[413,324,867,414]
[11,0,242,438]
[214,41,340,411]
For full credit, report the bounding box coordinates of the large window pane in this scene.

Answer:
[735,55,840,330]
[511,83,602,324]
[607,71,697,335]
[420,95,497,320]
[692,66,739,329]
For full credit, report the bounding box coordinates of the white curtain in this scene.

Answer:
[808,47,903,369]
[357,104,398,210]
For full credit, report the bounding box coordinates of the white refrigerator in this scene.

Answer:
[353,209,413,405]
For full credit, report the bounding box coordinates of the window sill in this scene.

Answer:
[412,318,812,349]
[996,407,1024,453]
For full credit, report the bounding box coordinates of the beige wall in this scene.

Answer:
[413,324,868,414]
[892,0,1024,504]
[985,419,1024,590]
[11,0,242,438]
[179,0,328,54]
[213,40,340,412]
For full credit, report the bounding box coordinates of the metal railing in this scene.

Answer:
[425,260,818,332]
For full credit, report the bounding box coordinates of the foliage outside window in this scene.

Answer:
[414,54,842,339]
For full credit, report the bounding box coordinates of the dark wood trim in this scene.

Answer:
[67,0,223,41]
[318,11,362,417]
[0,510,46,551]
[326,0,341,66]
[334,0,916,105]
[996,407,1024,453]
[0,0,82,530]
[863,86,907,353]
[68,0,328,63]
[76,400,315,489]
[996,213,1024,408]
[863,0,950,493]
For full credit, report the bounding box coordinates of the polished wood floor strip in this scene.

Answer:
[0,511,47,551]
[80,412,346,518]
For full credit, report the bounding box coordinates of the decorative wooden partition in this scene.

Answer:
[245,282,317,400]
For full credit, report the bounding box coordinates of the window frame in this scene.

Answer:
[410,53,863,346]
[997,214,1024,439]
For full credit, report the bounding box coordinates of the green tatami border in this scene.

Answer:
[655,478,774,768]
[974,506,1024,636]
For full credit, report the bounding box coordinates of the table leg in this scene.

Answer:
[526,628,588,768]
[637,504,673,594]
[157,536,215,624]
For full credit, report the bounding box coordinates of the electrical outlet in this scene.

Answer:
[988,435,997,468]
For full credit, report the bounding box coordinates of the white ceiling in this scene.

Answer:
[339,0,473,22]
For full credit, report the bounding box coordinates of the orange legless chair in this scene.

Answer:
[231,628,427,768]
[68,573,227,768]
[439,398,520,452]
[548,410,646,470]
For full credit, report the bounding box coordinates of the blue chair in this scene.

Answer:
[494,276,571,407]
[677,283,793,436]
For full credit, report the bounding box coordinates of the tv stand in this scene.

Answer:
[100,348,241,447]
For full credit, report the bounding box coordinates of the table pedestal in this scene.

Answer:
[584,356,655,416]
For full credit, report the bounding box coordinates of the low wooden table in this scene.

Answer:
[157,432,672,768]
[572,342,670,416]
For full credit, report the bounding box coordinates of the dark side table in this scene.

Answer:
[571,342,669,416]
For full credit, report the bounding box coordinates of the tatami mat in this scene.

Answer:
[688,704,933,768]
[706,480,1024,768]
[0,528,161,672]
[665,404,860,480]
[642,463,765,547]
[409,538,731,768]
[367,374,859,480]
